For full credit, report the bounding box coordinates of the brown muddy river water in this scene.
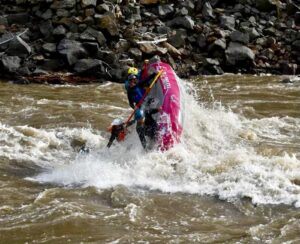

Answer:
[0,75,300,243]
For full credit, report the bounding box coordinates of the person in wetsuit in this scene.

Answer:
[124,67,157,149]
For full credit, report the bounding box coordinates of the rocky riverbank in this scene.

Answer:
[0,0,299,84]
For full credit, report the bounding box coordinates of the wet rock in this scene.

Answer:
[203,58,224,75]
[280,61,297,75]
[225,42,255,66]
[40,59,65,71]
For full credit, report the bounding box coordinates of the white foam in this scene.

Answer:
[3,81,298,207]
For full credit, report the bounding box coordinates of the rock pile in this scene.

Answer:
[0,0,299,83]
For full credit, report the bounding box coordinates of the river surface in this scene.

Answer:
[0,75,300,243]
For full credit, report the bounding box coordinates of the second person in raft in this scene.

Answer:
[125,67,158,149]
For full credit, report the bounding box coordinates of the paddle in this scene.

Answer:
[125,69,163,124]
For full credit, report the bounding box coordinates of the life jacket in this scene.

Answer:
[116,129,127,141]
[125,71,146,105]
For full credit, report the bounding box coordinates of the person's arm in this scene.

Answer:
[127,90,135,108]
[126,120,135,127]
[107,130,116,148]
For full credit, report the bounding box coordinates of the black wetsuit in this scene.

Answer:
[144,108,160,140]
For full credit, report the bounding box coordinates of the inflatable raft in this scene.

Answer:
[141,61,184,150]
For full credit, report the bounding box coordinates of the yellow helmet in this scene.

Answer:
[128,67,138,75]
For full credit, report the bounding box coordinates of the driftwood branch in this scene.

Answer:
[136,38,168,45]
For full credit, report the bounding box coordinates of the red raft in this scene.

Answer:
[141,61,185,150]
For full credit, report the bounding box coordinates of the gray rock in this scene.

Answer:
[197,34,207,48]
[225,42,255,66]
[96,3,110,13]
[1,55,21,73]
[202,2,215,19]
[208,38,226,58]
[220,15,235,30]
[82,42,99,57]
[41,9,53,20]
[57,39,88,66]
[167,16,194,30]
[42,43,57,54]
[81,0,97,8]
[292,40,300,52]
[83,27,106,46]
[255,0,276,12]
[168,29,187,48]
[53,25,67,36]
[73,58,103,73]
[40,59,63,72]
[156,26,171,34]
[129,48,143,60]
[6,36,31,58]
[57,9,70,17]
[0,16,8,26]
[7,13,29,25]
[50,0,76,9]
[230,31,249,45]
[158,4,174,18]
[95,13,119,36]
[39,20,54,38]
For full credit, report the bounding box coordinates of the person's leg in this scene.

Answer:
[136,120,146,149]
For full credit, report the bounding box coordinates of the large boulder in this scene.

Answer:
[1,55,21,73]
[95,13,119,36]
[6,36,31,58]
[57,39,88,66]
[225,42,255,66]
[73,58,103,74]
